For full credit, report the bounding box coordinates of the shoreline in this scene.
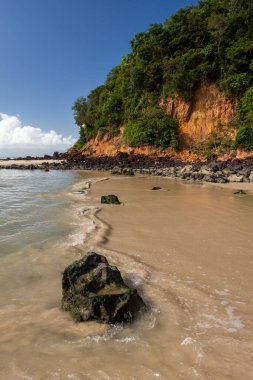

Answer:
[0,158,66,168]
[1,170,252,378]
[1,154,253,186]
[2,157,253,191]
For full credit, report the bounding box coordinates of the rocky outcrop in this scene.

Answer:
[62,252,146,323]
[111,166,134,176]
[101,195,121,204]
[3,154,253,184]
[161,83,236,148]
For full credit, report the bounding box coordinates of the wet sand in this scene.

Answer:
[0,173,253,379]
[89,175,253,379]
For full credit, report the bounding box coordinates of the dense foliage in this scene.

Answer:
[123,107,178,149]
[73,0,253,150]
[234,87,253,148]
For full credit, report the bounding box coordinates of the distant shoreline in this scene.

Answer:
[1,153,253,186]
[0,158,66,169]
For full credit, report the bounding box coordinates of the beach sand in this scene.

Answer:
[87,174,253,379]
[0,159,65,166]
[0,171,253,379]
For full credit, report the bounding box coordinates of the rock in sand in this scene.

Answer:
[101,194,121,204]
[62,252,146,323]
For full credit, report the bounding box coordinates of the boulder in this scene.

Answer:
[152,186,162,190]
[111,166,134,176]
[199,165,214,175]
[203,174,216,182]
[122,167,134,176]
[111,166,122,175]
[180,165,193,174]
[191,173,204,181]
[249,171,253,182]
[101,195,121,204]
[215,176,228,183]
[228,174,244,182]
[62,252,146,323]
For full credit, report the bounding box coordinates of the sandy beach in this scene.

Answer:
[0,159,65,167]
[1,170,253,379]
[87,174,253,379]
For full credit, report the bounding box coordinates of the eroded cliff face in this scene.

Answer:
[162,83,236,147]
[81,130,203,161]
[81,83,236,159]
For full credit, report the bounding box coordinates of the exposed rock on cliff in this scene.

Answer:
[161,83,236,148]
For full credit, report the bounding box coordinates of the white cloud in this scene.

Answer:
[0,113,76,157]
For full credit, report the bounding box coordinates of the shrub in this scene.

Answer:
[234,87,253,149]
[123,107,178,149]
[234,126,253,150]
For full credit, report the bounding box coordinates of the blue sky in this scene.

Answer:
[0,0,198,156]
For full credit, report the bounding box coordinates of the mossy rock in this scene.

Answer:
[101,195,121,204]
[62,252,146,323]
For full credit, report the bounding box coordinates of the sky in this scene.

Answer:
[0,0,198,157]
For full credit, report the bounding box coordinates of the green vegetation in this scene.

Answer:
[73,0,253,151]
[234,87,253,149]
[123,107,178,149]
[72,126,86,150]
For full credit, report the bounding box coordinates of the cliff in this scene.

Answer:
[162,83,236,148]
[81,83,236,159]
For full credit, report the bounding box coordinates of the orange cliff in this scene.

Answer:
[161,83,236,147]
[80,83,240,161]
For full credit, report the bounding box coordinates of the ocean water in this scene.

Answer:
[0,170,80,256]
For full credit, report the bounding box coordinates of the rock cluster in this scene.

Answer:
[111,166,134,176]
[2,153,253,184]
[62,252,146,323]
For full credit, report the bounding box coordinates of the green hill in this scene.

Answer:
[72,0,253,153]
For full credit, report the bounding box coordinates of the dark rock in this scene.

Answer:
[215,176,228,183]
[62,252,146,323]
[191,173,204,181]
[181,172,192,180]
[152,186,162,190]
[122,167,134,176]
[207,162,220,172]
[111,166,122,175]
[203,174,216,183]
[111,166,134,176]
[101,194,121,204]
[234,189,247,195]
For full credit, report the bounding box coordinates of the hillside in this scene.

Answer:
[72,0,253,158]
